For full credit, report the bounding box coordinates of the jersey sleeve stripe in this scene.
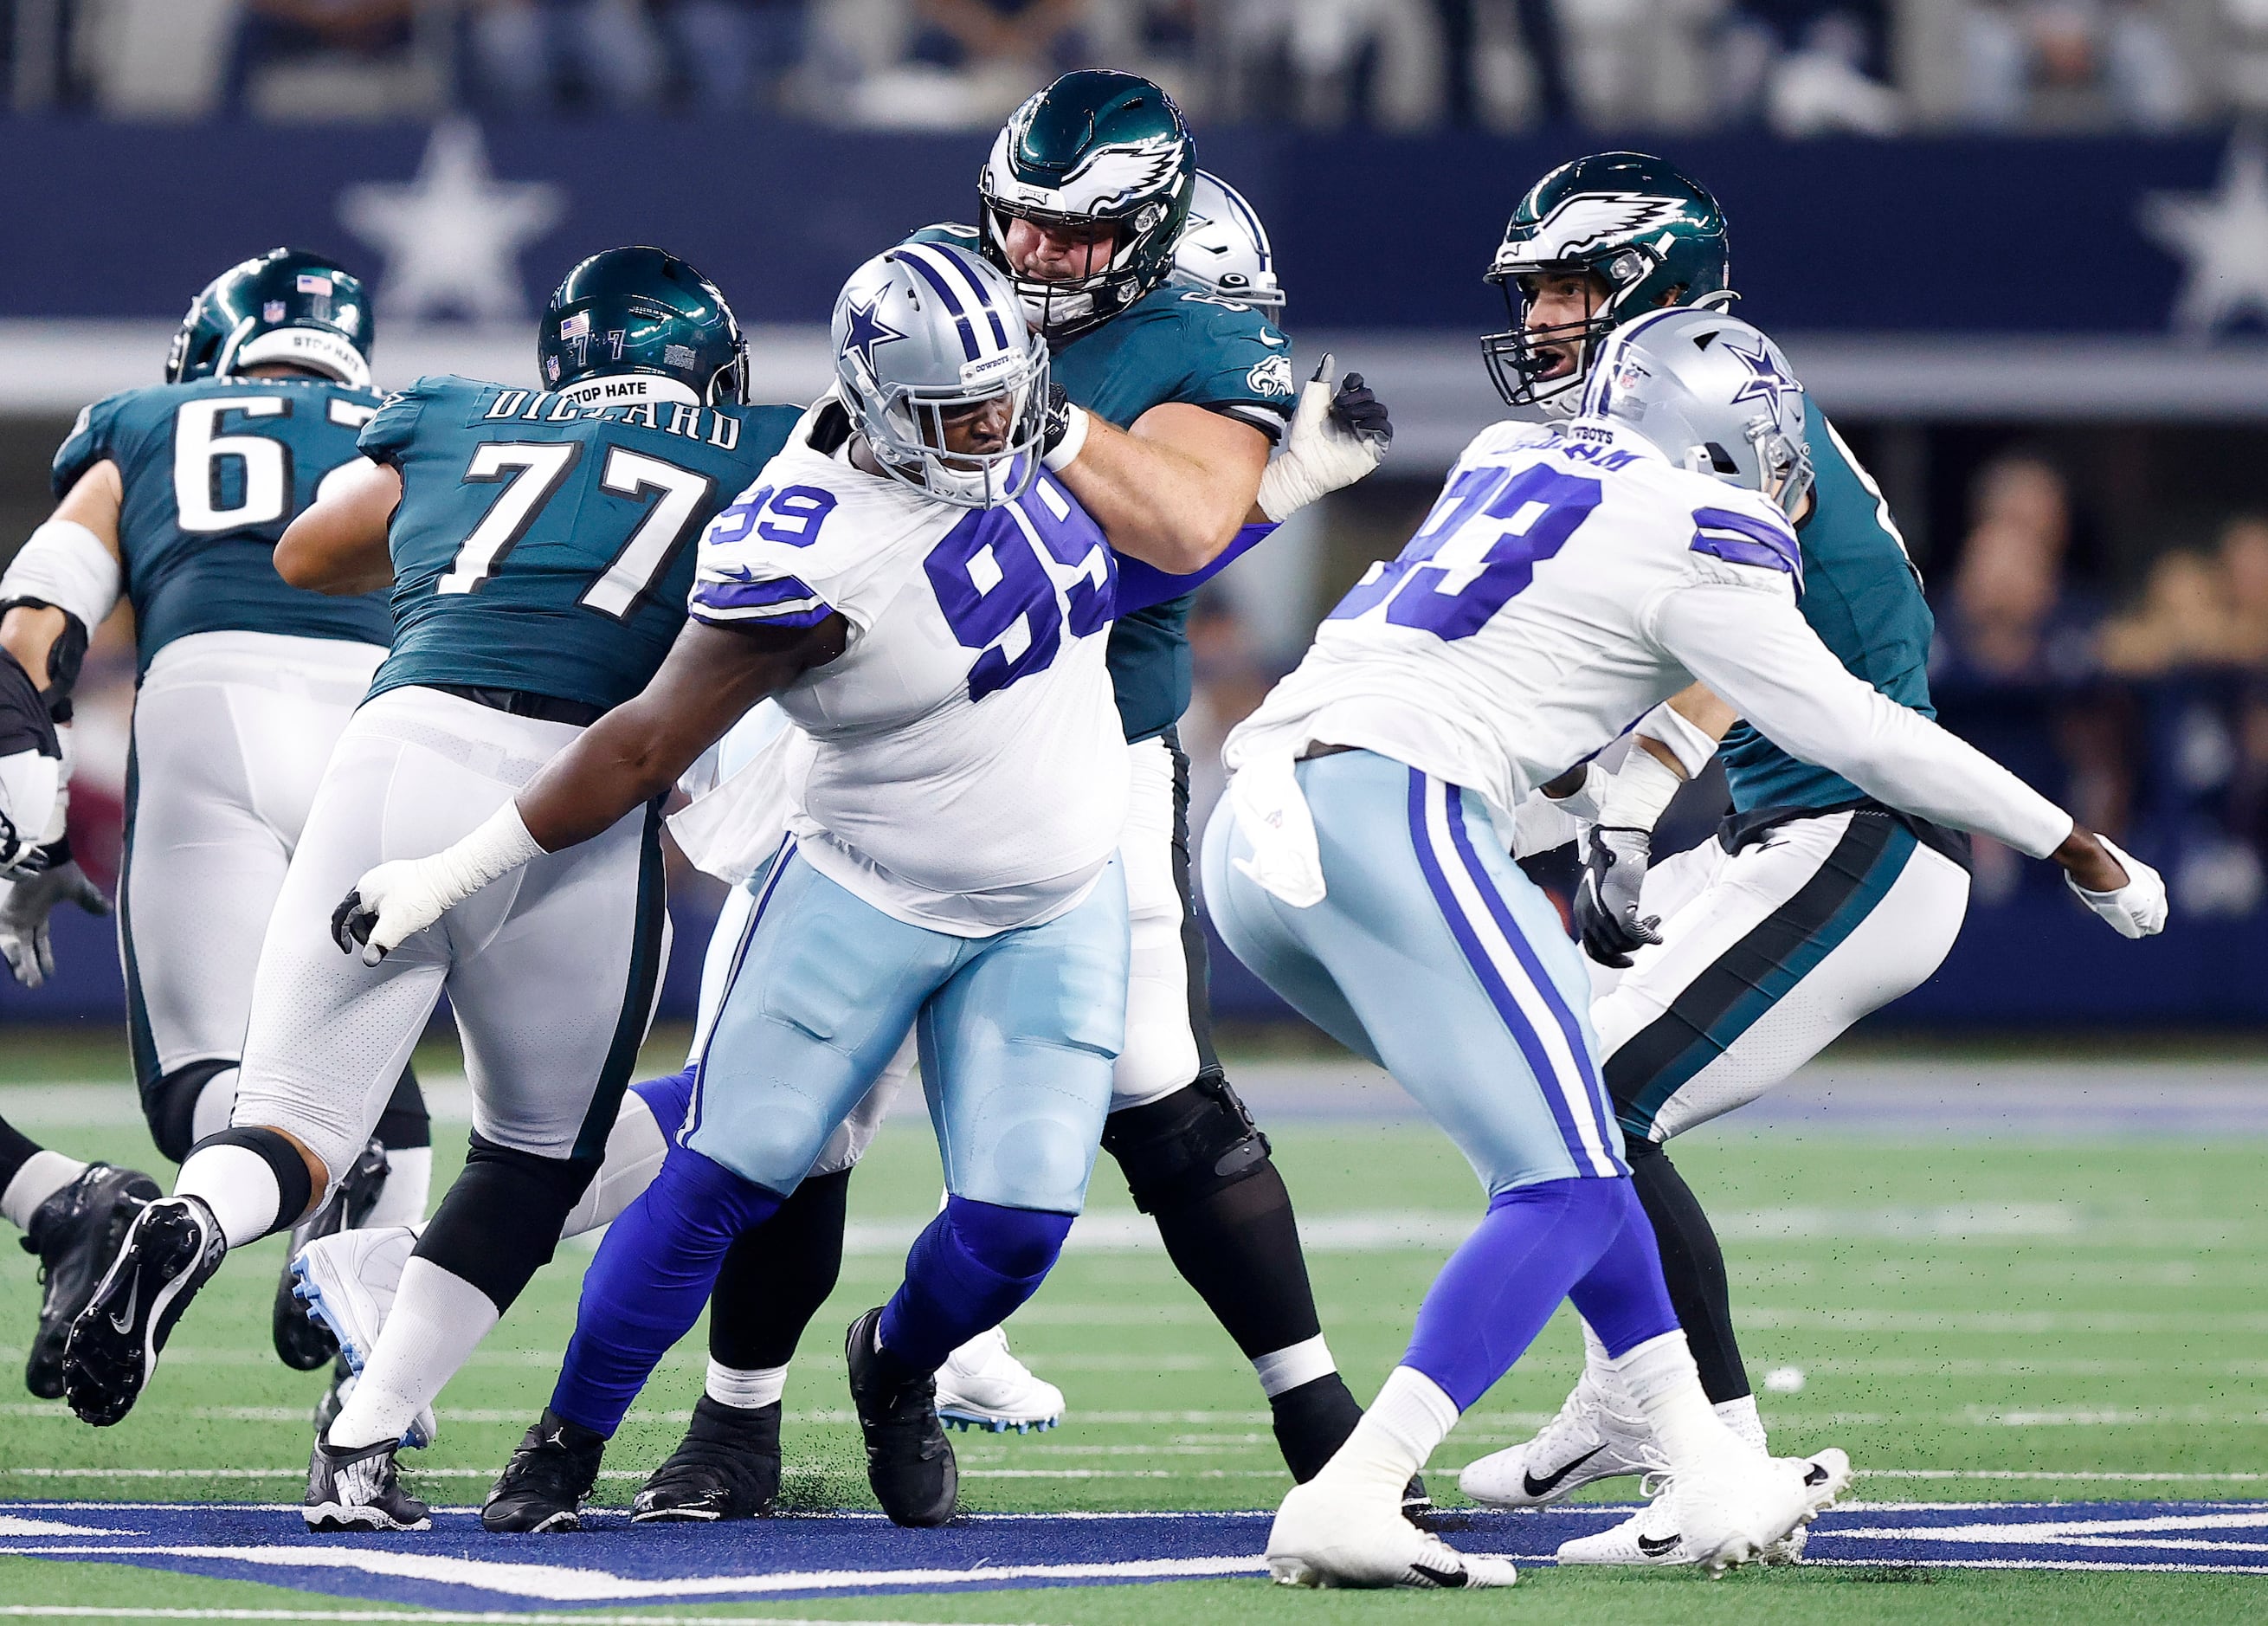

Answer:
[691,573,834,625]
[1691,506,1803,590]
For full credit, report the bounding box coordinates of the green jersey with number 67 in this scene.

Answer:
[52,376,395,673]
[360,376,801,712]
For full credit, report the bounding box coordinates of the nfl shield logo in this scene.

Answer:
[262,301,287,322]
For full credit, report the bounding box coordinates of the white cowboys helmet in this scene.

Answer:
[1173,171,1284,310]
[1582,308,1814,517]
[832,242,1052,511]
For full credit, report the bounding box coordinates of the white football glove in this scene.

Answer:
[1256,355,1393,522]
[0,861,109,988]
[0,745,61,877]
[2065,834,2168,939]
[331,803,546,965]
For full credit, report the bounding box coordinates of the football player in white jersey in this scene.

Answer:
[1202,308,2164,1589]
[331,242,1145,1534]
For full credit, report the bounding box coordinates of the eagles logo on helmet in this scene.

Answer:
[1479,152,1730,415]
[977,70,1198,343]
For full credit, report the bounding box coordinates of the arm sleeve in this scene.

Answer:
[1113,520,1274,616]
[1652,579,2074,858]
[357,380,434,468]
[50,396,124,500]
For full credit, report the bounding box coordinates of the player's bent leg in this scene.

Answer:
[1105,731,1365,1468]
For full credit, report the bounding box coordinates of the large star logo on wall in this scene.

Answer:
[2141,131,2268,339]
[842,297,906,374]
[338,119,565,325]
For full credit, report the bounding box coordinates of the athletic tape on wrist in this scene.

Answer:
[1043,403,1090,471]
[1601,746,1686,831]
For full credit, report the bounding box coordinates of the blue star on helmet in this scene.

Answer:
[1725,336,1800,421]
[843,297,906,374]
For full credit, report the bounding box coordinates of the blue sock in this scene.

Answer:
[631,1064,697,1138]
[876,1196,1073,1373]
[1402,1176,1632,1410]
[1566,1178,1684,1357]
[549,1141,782,1436]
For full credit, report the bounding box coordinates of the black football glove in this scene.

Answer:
[1574,825,1663,969]
[1327,370,1392,453]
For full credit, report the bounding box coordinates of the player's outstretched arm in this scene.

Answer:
[1052,402,1271,574]
[1654,581,2167,937]
[333,615,847,964]
[275,459,400,595]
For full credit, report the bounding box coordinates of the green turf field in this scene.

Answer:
[1,1033,2263,1623]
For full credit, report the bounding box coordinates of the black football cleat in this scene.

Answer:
[22,1163,159,1399]
[274,1139,390,1371]
[304,1436,430,1532]
[845,1307,957,1527]
[483,1408,607,1532]
[62,1195,226,1426]
[633,1394,782,1521]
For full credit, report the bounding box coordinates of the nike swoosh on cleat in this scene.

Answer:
[108,1275,139,1335]
[1637,1532,1684,1558]
[1522,1444,1605,1499]
[1409,1560,1470,1588]
[1805,1462,1832,1487]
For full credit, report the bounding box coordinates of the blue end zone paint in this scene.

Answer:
[4,1501,2265,1608]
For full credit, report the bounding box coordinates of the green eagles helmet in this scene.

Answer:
[977,69,1197,343]
[538,246,748,408]
[165,247,374,390]
[1481,152,1730,413]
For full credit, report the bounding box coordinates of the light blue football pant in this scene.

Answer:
[686,838,1129,1213]
[1202,749,1627,1197]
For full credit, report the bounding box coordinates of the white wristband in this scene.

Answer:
[1043,403,1091,471]
[1633,700,1721,780]
[1600,745,1687,832]
[431,801,545,910]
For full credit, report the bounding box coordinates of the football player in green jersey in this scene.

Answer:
[0,248,429,1394]
[1457,152,2165,1565]
[60,253,799,1515]
[641,71,1406,1508]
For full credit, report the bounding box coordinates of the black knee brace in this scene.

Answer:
[187,1126,314,1233]
[144,1058,239,1165]
[413,1133,599,1313]
[1102,1071,1272,1216]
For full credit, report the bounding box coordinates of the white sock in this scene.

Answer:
[1253,1334,1337,1399]
[1715,1393,1766,1453]
[174,1144,286,1249]
[363,1146,431,1229]
[558,1094,666,1240]
[1607,1332,1737,1469]
[706,1358,788,1410]
[1315,1365,1459,1500]
[188,1068,239,1145]
[1579,1317,1619,1390]
[325,1258,499,1450]
[1,1150,88,1232]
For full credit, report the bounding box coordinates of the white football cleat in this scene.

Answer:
[292,1226,435,1450]
[1457,1370,1658,1507]
[933,1326,1065,1433]
[1267,1475,1517,1590]
[1556,1449,1850,1574]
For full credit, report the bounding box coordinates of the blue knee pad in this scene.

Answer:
[877,1196,1074,1372]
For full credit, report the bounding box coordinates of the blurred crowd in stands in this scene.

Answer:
[13,0,2268,131]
